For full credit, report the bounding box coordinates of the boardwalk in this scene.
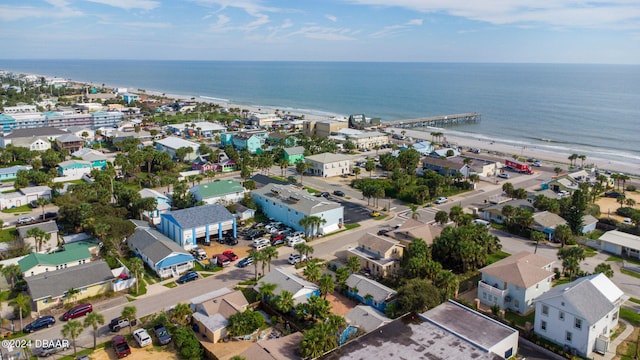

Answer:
[381,112,480,128]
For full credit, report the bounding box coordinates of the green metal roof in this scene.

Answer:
[193,180,245,199]
[18,242,92,273]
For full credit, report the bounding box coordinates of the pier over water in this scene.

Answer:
[381,112,480,129]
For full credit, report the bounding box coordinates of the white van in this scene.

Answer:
[472,219,491,228]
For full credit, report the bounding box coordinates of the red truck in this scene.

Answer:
[504,159,534,174]
[112,335,131,358]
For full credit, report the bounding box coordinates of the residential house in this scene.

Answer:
[164,122,226,138]
[346,233,404,278]
[323,301,518,360]
[0,127,67,150]
[72,148,108,169]
[305,152,351,177]
[481,199,535,224]
[531,211,568,241]
[240,333,303,360]
[345,274,397,312]
[57,160,93,177]
[593,230,640,258]
[390,218,443,246]
[235,203,256,223]
[55,133,84,153]
[252,183,344,236]
[534,274,626,357]
[138,188,171,225]
[283,146,305,164]
[268,132,297,147]
[190,287,249,343]
[25,260,117,312]
[330,129,389,150]
[254,267,320,305]
[126,225,195,278]
[220,130,266,154]
[429,148,461,158]
[422,155,496,178]
[345,305,392,333]
[191,155,215,172]
[17,221,60,253]
[189,180,248,205]
[0,165,32,181]
[0,186,51,210]
[18,241,92,277]
[411,141,435,155]
[159,204,236,248]
[155,136,200,161]
[478,252,555,314]
[581,214,598,234]
[248,112,279,127]
[122,93,140,104]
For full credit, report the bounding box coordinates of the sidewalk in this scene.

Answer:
[591,319,633,360]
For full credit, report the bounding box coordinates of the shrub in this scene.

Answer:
[173,326,203,360]
[616,207,638,218]
[627,185,637,192]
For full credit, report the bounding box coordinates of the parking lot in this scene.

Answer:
[329,197,374,224]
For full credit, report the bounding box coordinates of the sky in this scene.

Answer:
[1,0,639,64]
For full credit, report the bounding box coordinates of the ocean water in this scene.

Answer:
[1,60,639,163]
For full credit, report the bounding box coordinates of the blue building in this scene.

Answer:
[159,204,236,249]
[0,114,17,133]
[345,274,398,312]
[126,225,195,279]
[0,165,32,181]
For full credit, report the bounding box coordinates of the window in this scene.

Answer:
[613,311,618,320]
[541,321,547,331]
[566,331,572,342]
[575,319,582,329]
[559,312,565,320]
[483,293,487,299]
[514,299,520,308]
[542,305,549,315]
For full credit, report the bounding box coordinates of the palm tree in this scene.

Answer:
[26,227,51,253]
[83,312,105,349]
[298,216,312,238]
[62,320,84,357]
[294,242,314,260]
[9,293,31,331]
[121,306,137,335]
[249,249,264,280]
[318,274,335,299]
[625,198,637,208]
[617,195,627,209]
[408,204,419,220]
[66,287,80,305]
[347,256,360,274]
[128,257,144,295]
[306,296,331,322]
[554,224,573,247]
[261,246,279,272]
[35,197,50,219]
[530,231,545,254]
[578,154,587,168]
[554,167,563,176]
[449,206,464,226]
[295,161,307,184]
[258,282,277,302]
[303,262,321,283]
[1,264,21,289]
[275,290,295,314]
[352,166,361,180]
[280,159,289,177]
[169,303,193,327]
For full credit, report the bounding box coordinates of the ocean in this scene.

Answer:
[1,60,639,163]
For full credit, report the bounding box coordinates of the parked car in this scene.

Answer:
[24,316,56,333]
[112,335,131,358]
[271,237,285,246]
[271,233,284,242]
[40,211,58,221]
[292,231,306,238]
[288,253,307,265]
[333,190,345,197]
[225,236,238,245]
[435,197,448,204]
[253,238,270,247]
[605,191,622,198]
[222,250,238,261]
[238,257,254,268]
[472,219,491,228]
[62,303,93,320]
[153,324,172,345]
[109,317,137,332]
[212,254,231,267]
[498,173,510,179]
[246,229,266,240]
[190,247,207,261]
[377,229,390,236]
[370,210,381,217]
[17,216,34,224]
[287,237,305,247]
[176,271,198,284]
[316,192,330,198]
[35,339,69,357]
[133,328,152,348]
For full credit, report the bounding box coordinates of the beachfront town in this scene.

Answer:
[0,72,638,360]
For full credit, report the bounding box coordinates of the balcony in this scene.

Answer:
[478,280,508,300]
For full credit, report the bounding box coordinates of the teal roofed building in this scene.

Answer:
[0,114,16,133]
[283,146,305,164]
[58,159,92,177]
[18,241,93,277]
[189,179,248,205]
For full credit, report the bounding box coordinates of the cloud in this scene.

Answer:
[85,0,160,11]
[288,26,358,41]
[121,22,172,29]
[370,18,423,38]
[344,0,640,30]
[208,14,232,32]
[0,1,82,21]
[325,14,338,22]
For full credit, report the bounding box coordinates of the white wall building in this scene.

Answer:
[305,153,351,178]
[154,136,200,161]
[534,274,626,357]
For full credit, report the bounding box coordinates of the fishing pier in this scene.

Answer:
[381,112,480,129]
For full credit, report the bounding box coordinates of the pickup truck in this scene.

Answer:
[153,324,172,345]
[112,335,131,358]
[109,317,137,332]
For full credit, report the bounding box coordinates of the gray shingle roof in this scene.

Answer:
[163,204,234,229]
[252,183,342,215]
[345,274,397,304]
[25,261,114,300]
[17,220,58,239]
[126,227,191,264]
[345,305,392,333]
[4,127,67,138]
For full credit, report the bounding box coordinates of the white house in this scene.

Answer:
[478,252,555,314]
[251,183,344,236]
[0,186,51,210]
[154,136,199,161]
[304,152,351,178]
[189,180,248,205]
[534,274,626,357]
[126,225,195,278]
[138,188,171,225]
[254,267,320,305]
[594,230,640,258]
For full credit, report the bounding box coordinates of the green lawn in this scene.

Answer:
[0,228,17,243]
[629,297,640,305]
[373,215,388,221]
[344,223,361,230]
[553,278,573,287]
[504,310,536,328]
[620,307,640,327]
[164,282,177,289]
[621,268,640,279]
[487,250,511,265]
[1,205,32,213]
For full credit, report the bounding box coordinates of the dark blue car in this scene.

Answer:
[24,315,55,333]
[238,257,254,268]
[176,271,198,284]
